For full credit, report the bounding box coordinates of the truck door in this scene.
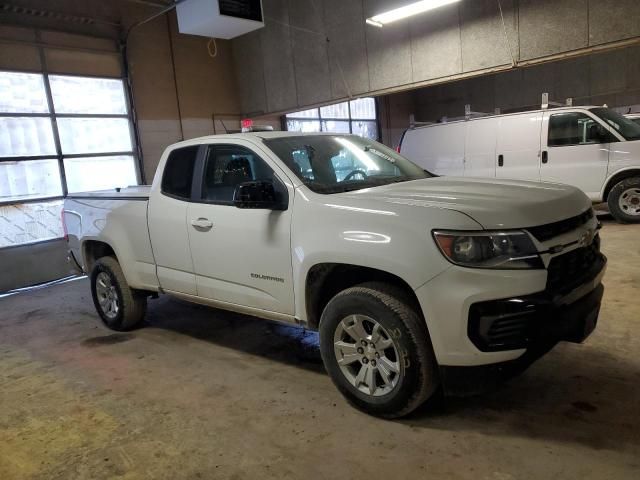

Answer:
[464,117,498,177]
[147,145,199,295]
[186,142,295,316]
[400,123,465,176]
[540,111,612,199]
[495,112,542,181]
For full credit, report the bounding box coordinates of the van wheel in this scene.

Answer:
[319,282,439,418]
[608,177,640,223]
[90,256,147,331]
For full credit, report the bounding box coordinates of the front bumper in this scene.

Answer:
[415,246,606,367]
[468,255,606,352]
[439,281,604,396]
[423,251,606,396]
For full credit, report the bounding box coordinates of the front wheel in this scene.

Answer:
[90,256,147,331]
[319,282,439,418]
[608,177,640,223]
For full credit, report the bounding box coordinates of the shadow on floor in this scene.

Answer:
[144,295,640,453]
[145,296,325,375]
[405,347,640,453]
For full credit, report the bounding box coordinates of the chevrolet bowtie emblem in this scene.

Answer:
[578,229,594,247]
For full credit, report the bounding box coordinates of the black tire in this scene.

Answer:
[319,282,439,418]
[90,256,147,331]
[608,176,640,223]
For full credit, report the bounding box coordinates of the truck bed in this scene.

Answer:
[66,185,151,200]
[63,185,159,291]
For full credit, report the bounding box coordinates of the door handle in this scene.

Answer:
[191,218,213,230]
[498,154,504,167]
[541,150,548,164]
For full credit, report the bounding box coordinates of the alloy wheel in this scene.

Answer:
[96,272,120,320]
[333,314,401,397]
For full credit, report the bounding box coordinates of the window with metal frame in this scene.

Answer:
[548,112,614,147]
[161,146,199,200]
[284,98,379,140]
[200,145,276,205]
[0,70,139,248]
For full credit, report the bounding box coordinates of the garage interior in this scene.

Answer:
[1,0,639,479]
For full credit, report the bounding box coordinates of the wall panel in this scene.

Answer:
[0,43,41,71]
[410,3,462,81]
[460,0,517,71]
[364,7,412,91]
[261,19,297,112]
[324,0,369,98]
[588,0,640,45]
[44,49,122,77]
[233,0,640,115]
[518,0,588,60]
[289,0,332,109]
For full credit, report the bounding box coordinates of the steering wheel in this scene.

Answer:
[343,169,368,182]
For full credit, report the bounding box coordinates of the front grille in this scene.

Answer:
[546,235,604,296]
[468,233,605,352]
[527,208,594,242]
[483,312,535,350]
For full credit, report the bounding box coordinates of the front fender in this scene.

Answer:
[291,189,481,322]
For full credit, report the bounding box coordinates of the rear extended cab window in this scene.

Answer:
[161,145,199,200]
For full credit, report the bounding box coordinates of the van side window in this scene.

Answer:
[201,145,277,204]
[548,113,613,147]
[161,146,199,200]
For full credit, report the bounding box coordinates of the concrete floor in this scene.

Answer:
[1,219,639,480]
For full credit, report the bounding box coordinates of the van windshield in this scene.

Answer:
[264,135,431,194]
[590,107,640,141]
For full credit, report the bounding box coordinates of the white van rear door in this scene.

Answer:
[464,117,498,178]
[540,110,610,200]
[496,112,543,181]
[401,123,464,176]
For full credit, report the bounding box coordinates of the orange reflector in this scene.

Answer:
[434,234,455,258]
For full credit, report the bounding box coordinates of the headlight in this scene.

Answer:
[432,230,543,269]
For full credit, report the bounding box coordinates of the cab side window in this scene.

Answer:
[201,145,276,204]
[161,146,199,200]
[548,112,614,147]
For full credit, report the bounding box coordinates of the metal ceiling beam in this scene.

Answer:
[121,0,174,8]
[0,2,121,27]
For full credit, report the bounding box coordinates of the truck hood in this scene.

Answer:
[341,177,592,229]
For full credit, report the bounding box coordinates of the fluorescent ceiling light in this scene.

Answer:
[366,0,461,26]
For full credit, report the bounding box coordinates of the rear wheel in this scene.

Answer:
[319,282,439,418]
[608,177,640,223]
[90,256,147,331]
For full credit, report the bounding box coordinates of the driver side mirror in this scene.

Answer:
[233,180,287,210]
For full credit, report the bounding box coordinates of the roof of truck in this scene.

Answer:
[168,131,347,148]
[407,105,603,131]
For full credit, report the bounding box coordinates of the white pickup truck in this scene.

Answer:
[64,132,606,418]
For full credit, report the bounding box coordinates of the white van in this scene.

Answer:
[400,106,640,223]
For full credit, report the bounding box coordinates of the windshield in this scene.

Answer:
[590,107,640,141]
[264,135,430,194]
